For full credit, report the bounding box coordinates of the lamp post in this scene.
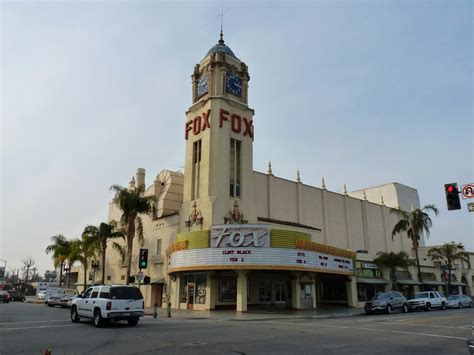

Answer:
[91,261,100,286]
[63,265,70,289]
[0,259,6,288]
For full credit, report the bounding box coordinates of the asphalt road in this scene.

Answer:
[0,302,472,354]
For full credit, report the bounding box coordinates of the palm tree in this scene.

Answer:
[83,221,124,284]
[45,235,70,287]
[391,204,438,283]
[65,239,82,288]
[110,182,154,284]
[428,242,471,296]
[373,251,412,291]
[79,229,99,291]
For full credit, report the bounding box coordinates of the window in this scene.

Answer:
[83,288,93,298]
[91,291,99,299]
[156,239,162,255]
[229,139,241,198]
[191,140,202,200]
[99,290,110,299]
[106,275,111,281]
[110,287,143,300]
[121,275,125,281]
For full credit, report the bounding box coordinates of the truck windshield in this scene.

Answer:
[110,287,143,300]
[414,293,429,299]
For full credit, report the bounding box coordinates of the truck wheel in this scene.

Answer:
[402,304,409,313]
[93,309,103,328]
[70,306,80,323]
[425,303,431,311]
[128,317,139,326]
[458,302,462,309]
[441,302,446,310]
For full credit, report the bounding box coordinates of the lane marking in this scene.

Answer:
[264,321,468,341]
[0,320,69,325]
[0,324,77,332]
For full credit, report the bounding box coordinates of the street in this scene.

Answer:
[0,302,472,354]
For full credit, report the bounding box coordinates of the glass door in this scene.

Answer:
[187,283,195,309]
[259,282,271,304]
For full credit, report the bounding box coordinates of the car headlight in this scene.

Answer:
[379,300,387,305]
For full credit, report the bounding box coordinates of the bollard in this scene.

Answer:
[167,302,171,318]
[153,302,158,318]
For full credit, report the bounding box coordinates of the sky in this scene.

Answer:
[1,0,472,276]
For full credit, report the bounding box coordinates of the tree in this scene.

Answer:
[391,204,438,283]
[110,181,154,284]
[44,270,58,282]
[428,242,470,296]
[65,239,83,288]
[83,221,124,285]
[373,251,412,291]
[21,256,36,285]
[45,235,70,287]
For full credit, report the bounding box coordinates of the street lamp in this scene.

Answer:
[91,261,100,286]
[63,265,70,289]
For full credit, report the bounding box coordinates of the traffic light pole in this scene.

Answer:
[138,268,141,291]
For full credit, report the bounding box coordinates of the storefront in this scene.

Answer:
[168,224,355,312]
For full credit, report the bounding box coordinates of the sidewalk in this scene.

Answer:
[144,304,365,321]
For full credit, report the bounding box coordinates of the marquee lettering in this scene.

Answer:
[185,109,254,140]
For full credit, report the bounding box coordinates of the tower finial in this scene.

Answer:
[343,184,348,195]
[296,170,301,183]
[268,161,273,175]
[217,5,228,45]
[363,190,367,200]
[321,177,326,190]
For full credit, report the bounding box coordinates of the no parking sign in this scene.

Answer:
[461,183,474,199]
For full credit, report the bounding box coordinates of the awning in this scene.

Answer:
[449,282,467,287]
[150,278,165,285]
[397,279,422,285]
[357,278,390,285]
[422,281,445,286]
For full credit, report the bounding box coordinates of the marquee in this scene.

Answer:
[168,247,353,274]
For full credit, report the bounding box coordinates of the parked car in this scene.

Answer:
[37,291,46,300]
[66,295,79,308]
[446,294,473,309]
[0,290,11,303]
[407,291,447,311]
[46,295,62,307]
[364,291,409,314]
[71,285,144,327]
[467,338,474,355]
[10,291,25,302]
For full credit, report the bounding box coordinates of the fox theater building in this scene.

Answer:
[89,33,474,312]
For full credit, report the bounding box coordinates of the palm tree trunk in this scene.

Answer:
[126,219,136,284]
[412,238,423,283]
[83,260,88,291]
[59,261,63,288]
[101,241,106,285]
[447,262,452,296]
[391,268,397,291]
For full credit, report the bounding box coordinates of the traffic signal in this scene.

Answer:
[138,248,148,269]
[143,276,150,285]
[444,183,461,211]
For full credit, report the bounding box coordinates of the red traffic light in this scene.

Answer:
[447,185,454,193]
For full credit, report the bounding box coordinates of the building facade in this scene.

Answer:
[74,34,474,311]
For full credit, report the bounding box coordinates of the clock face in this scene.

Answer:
[197,75,208,97]
[225,72,242,97]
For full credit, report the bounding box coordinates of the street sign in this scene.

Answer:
[461,183,474,199]
[468,203,474,212]
[137,271,144,281]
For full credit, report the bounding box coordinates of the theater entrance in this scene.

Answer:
[316,273,350,306]
[248,271,293,310]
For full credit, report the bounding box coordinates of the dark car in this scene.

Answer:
[365,291,409,314]
[10,291,25,302]
[0,290,11,303]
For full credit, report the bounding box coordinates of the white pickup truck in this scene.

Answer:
[407,291,447,311]
[71,285,144,327]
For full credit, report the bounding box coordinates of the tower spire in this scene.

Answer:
[217,5,228,44]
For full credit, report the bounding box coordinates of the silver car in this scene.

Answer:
[365,291,409,314]
[446,294,472,309]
